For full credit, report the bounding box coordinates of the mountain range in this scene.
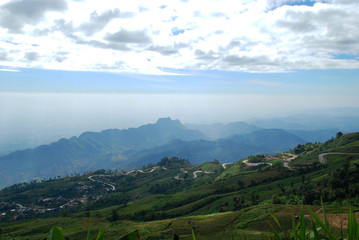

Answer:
[2,107,358,158]
[1,131,359,239]
[0,117,345,188]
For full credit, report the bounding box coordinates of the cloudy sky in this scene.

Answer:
[1,0,359,73]
[0,0,359,148]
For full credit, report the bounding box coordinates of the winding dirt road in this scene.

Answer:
[221,163,232,169]
[318,152,359,164]
[88,175,116,191]
[283,152,359,170]
[192,170,213,178]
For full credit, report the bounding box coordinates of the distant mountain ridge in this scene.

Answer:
[227,129,306,151]
[185,121,261,139]
[186,121,339,143]
[0,117,349,188]
[1,107,357,157]
[248,112,359,133]
[123,129,306,167]
[0,118,205,188]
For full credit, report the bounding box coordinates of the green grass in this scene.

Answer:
[7,203,358,240]
[290,154,318,166]
[0,211,266,239]
[267,200,359,240]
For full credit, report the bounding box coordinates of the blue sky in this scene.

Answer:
[1,67,359,96]
[1,67,358,129]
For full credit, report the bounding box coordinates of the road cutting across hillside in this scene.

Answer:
[318,152,359,164]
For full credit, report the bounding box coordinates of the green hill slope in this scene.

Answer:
[1,132,359,239]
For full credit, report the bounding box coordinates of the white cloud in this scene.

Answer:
[0,68,19,72]
[0,0,358,73]
[0,0,67,33]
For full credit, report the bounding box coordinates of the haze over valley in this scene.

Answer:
[0,112,358,189]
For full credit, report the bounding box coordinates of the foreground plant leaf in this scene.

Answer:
[308,208,335,240]
[119,230,141,240]
[347,207,359,240]
[87,213,92,240]
[267,214,282,240]
[192,227,197,240]
[48,226,64,240]
[96,229,105,240]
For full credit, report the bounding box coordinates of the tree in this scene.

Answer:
[250,191,259,205]
[336,132,343,138]
[233,196,246,210]
[111,209,119,221]
[293,144,305,154]
[184,173,189,180]
[237,180,244,189]
[277,183,286,195]
[271,193,281,204]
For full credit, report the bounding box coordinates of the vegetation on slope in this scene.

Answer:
[1,132,359,239]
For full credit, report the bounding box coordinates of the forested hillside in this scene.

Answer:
[1,132,359,239]
[0,118,318,188]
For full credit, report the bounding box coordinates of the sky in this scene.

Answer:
[0,0,359,151]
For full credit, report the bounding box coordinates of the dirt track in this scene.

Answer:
[318,152,359,164]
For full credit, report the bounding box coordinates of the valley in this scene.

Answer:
[0,117,341,189]
[1,132,359,239]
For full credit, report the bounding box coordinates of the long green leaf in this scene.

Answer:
[48,226,64,240]
[348,208,353,240]
[271,213,282,230]
[96,229,105,240]
[311,220,321,240]
[266,220,282,240]
[321,199,329,230]
[87,213,92,240]
[353,209,358,239]
[191,227,197,240]
[349,208,355,240]
[119,230,141,240]
[299,205,305,240]
[308,208,335,240]
[347,207,359,240]
[292,214,299,240]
